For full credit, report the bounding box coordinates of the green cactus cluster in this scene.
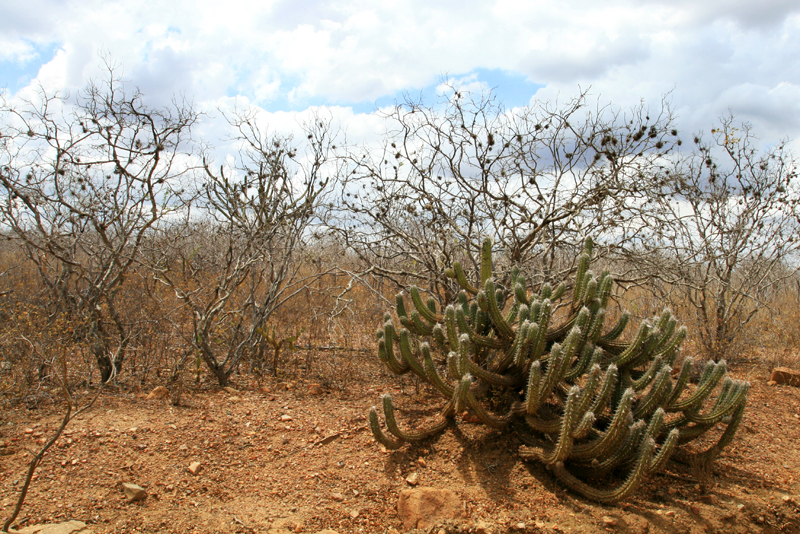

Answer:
[368,237,749,503]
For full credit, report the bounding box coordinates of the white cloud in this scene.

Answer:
[0,0,798,151]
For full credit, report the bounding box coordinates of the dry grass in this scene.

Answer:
[1,244,799,406]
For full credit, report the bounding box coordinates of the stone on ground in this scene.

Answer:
[12,520,91,534]
[398,487,463,530]
[770,367,800,387]
[188,461,203,475]
[122,482,147,502]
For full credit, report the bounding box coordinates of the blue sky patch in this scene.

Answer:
[0,42,61,94]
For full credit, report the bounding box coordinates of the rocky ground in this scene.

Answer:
[1,361,799,534]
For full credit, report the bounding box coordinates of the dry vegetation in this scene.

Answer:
[2,71,800,533]
[1,247,800,533]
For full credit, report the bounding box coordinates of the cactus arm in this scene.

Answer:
[480,238,494,286]
[379,324,411,375]
[682,380,749,426]
[421,343,454,397]
[597,272,613,308]
[565,344,599,382]
[525,361,543,414]
[444,305,461,351]
[432,324,447,352]
[410,286,443,323]
[686,397,747,463]
[601,312,630,344]
[668,360,726,412]
[446,351,461,380]
[612,321,652,368]
[509,321,532,368]
[465,389,515,429]
[397,328,428,379]
[652,326,687,361]
[520,386,581,464]
[647,428,680,475]
[631,356,664,392]
[467,360,521,387]
[453,374,472,414]
[485,278,515,339]
[572,251,591,309]
[515,283,530,306]
[456,306,505,349]
[550,282,566,301]
[587,363,618,417]
[633,365,673,420]
[589,419,646,477]
[552,436,656,504]
[368,406,404,450]
[382,394,450,442]
[572,411,597,440]
[450,261,479,295]
[571,388,633,459]
[408,310,434,336]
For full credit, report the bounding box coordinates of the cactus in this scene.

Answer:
[368,237,749,503]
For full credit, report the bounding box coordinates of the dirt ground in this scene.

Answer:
[1,360,800,534]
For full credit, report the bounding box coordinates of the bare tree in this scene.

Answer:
[331,86,681,298]
[628,117,799,360]
[145,109,336,386]
[0,69,198,382]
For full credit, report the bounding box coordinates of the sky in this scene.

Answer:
[1,0,799,150]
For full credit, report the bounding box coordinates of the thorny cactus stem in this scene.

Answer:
[368,237,749,503]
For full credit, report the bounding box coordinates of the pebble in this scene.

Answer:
[330,492,345,502]
[406,472,419,486]
[602,515,618,527]
[281,415,293,422]
[122,482,147,502]
[188,461,203,475]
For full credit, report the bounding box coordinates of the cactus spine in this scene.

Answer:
[369,237,748,503]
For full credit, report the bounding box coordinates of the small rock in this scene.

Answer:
[406,472,420,486]
[689,505,701,515]
[665,510,675,517]
[308,383,323,395]
[13,520,91,533]
[514,522,526,530]
[668,487,678,495]
[122,482,147,502]
[228,396,242,402]
[223,386,239,395]
[349,510,359,519]
[187,461,203,475]
[24,428,33,434]
[330,492,345,502]
[398,487,463,530]
[417,458,427,468]
[475,519,492,534]
[770,367,800,387]
[147,386,169,400]
[280,414,293,422]
[700,494,718,505]
[602,515,618,527]
[178,444,189,451]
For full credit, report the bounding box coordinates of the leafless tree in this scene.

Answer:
[331,86,681,299]
[627,117,799,360]
[144,109,337,386]
[0,69,198,382]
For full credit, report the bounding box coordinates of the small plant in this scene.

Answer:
[369,238,748,503]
